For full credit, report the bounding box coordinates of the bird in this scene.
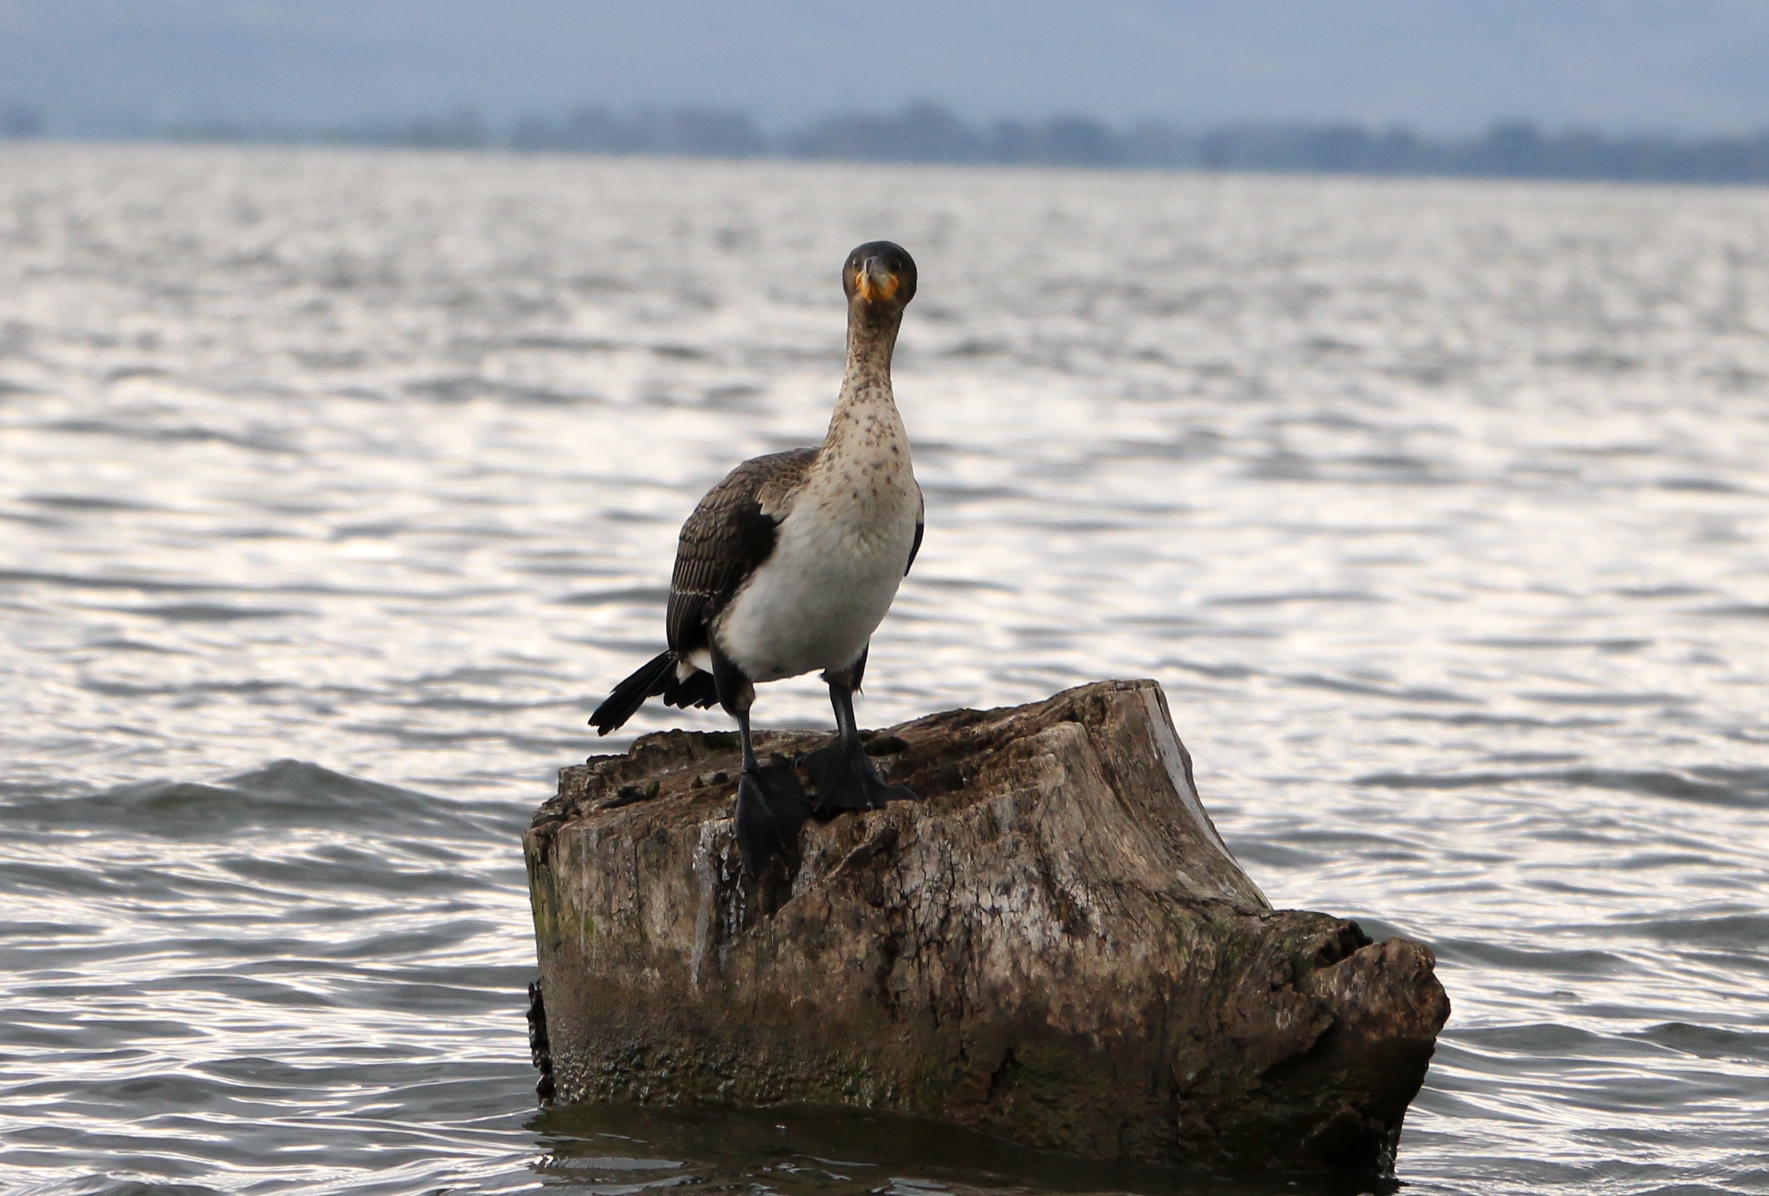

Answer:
[589,241,924,875]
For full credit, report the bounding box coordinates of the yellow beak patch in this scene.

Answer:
[857,265,899,302]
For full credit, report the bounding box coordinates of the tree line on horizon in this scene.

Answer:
[6,100,1769,184]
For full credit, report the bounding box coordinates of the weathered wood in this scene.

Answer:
[524,679,1449,1176]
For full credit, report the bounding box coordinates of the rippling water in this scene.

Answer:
[2,144,1767,1195]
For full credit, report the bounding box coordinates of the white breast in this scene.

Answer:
[715,461,918,684]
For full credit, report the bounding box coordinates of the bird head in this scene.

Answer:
[842,241,917,316]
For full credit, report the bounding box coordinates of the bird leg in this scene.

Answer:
[804,672,917,812]
[715,654,811,877]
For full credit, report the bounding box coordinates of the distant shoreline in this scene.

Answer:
[6,101,1769,186]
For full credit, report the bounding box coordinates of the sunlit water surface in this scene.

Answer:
[2,145,1767,1196]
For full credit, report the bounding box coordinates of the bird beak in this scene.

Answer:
[855,257,900,303]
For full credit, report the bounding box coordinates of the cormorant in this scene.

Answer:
[589,241,923,875]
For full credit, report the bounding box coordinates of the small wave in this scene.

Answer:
[940,338,1010,358]
[20,1181,229,1196]
[1698,603,1769,619]
[1447,1021,1624,1056]
[905,576,1018,593]
[22,494,160,512]
[1355,765,1769,808]
[919,482,1025,503]
[1615,584,1709,598]
[0,761,515,840]
[404,375,604,406]
[83,637,192,656]
[128,603,298,623]
[1658,477,1745,493]
[649,342,712,361]
[44,418,295,453]
[1288,673,1469,703]
[1522,690,1689,707]
[1206,590,1383,606]
[1633,1021,1769,1061]
[1161,658,1258,680]
[557,586,670,607]
[80,677,287,698]
[1463,636,1652,652]
[0,569,213,594]
[506,334,620,352]
[1434,938,1628,975]
[1626,913,1769,948]
[1395,711,1616,729]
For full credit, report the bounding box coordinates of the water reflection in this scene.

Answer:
[532,1103,1376,1196]
[0,145,1766,1195]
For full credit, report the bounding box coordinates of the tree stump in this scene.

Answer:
[524,679,1449,1176]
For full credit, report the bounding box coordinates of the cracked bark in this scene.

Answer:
[524,679,1450,1176]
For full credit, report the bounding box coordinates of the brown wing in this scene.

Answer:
[666,447,818,658]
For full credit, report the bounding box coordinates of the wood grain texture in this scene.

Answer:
[526,680,1449,1177]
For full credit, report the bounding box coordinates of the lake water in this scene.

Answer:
[1,144,1766,1195]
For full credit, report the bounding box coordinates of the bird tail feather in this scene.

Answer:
[662,668,719,710]
[589,651,677,735]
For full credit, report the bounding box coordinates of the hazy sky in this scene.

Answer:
[4,0,1769,134]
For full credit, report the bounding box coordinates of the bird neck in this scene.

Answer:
[844,304,900,379]
[823,306,903,451]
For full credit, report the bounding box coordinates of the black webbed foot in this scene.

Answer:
[804,740,917,814]
[733,761,814,877]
